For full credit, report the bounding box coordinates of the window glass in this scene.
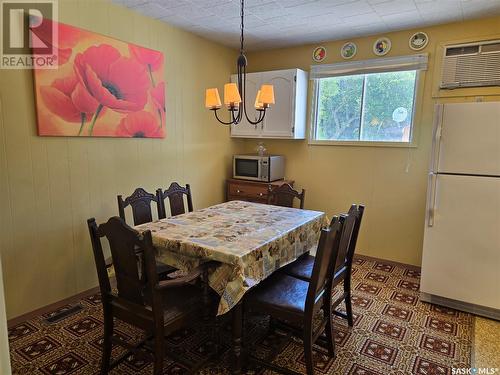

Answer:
[316,75,363,141]
[313,70,418,143]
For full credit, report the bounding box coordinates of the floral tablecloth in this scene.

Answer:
[136,200,328,315]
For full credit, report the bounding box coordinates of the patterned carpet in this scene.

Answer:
[8,257,473,374]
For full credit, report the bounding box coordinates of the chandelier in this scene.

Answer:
[205,0,275,126]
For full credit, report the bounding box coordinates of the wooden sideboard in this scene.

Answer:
[226,179,294,204]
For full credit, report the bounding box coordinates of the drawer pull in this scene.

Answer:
[258,193,263,197]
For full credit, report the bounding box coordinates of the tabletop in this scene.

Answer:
[136,200,328,315]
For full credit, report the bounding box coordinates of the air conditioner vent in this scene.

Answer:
[440,40,500,89]
[445,46,479,56]
[482,43,500,53]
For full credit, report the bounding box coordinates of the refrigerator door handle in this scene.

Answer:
[430,104,444,173]
[428,173,438,227]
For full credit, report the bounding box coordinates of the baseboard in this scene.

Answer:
[7,286,100,328]
[304,252,421,271]
[354,254,421,271]
[420,292,500,321]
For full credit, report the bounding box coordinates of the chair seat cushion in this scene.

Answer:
[246,273,310,321]
[282,255,348,285]
[282,254,315,281]
[156,261,177,278]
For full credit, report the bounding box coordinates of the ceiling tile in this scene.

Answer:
[244,0,277,8]
[164,3,216,19]
[367,0,395,4]
[112,0,500,50]
[150,0,191,8]
[329,1,374,17]
[382,10,423,28]
[372,0,417,16]
[132,2,177,18]
[461,0,500,18]
[342,12,383,25]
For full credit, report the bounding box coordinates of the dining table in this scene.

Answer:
[136,200,328,373]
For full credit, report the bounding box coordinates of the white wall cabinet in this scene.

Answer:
[230,68,308,139]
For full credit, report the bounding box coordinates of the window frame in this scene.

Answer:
[308,57,426,148]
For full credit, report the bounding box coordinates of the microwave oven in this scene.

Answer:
[233,155,285,182]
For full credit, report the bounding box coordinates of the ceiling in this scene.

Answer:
[112,0,500,50]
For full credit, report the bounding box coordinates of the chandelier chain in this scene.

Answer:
[208,0,269,126]
[240,0,244,53]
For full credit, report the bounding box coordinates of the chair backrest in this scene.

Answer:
[117,187,161,226]
[268,183,305,209]
[87,216,158,306]
[345,204,365,268]
[334,204,365,273]
[305,215,344,312]
[334,204,359,272]
[157,182,193,218]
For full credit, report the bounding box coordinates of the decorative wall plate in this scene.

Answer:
[341,42,357,59]
[312,46,327,62]
[409,31,429,50]
[373,37,391,56]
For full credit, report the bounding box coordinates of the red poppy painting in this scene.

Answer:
[33,21,165,138]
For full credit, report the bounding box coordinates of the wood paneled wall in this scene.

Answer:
[0,256,11,373]
[0,0,239,319]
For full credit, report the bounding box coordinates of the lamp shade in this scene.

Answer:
[224,83,242,107]
[259,84,275,105]
[254,90,263,109]
[205,88,221,109]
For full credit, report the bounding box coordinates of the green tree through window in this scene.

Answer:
[315,70,417,142]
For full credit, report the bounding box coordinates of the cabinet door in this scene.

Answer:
[260,70,296,138]
[230,73,262,138]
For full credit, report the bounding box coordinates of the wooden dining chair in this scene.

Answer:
[117,187,162,226]
[87,216,215,375]
[157,182,193,218]
[244,216,344,375]
[116,187,176,279]
[281,204,365,327]
[267,183,305,209]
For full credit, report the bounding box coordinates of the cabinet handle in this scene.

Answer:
[237,189,241,194]
[258,193,263,197]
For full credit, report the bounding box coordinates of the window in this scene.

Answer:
[310,55,427,144]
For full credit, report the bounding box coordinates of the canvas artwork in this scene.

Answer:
[33,21,165,138]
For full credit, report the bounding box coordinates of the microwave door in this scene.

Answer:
[234,158,261,181]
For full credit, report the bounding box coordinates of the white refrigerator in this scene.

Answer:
[420,101,500,320]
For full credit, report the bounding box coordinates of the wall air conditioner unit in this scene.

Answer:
[440,40,500,89]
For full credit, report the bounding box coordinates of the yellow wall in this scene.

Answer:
[243,16,500,267]
[0,0,238,319]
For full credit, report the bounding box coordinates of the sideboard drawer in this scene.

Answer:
[226,179,294,204]
[228,183,268,200]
